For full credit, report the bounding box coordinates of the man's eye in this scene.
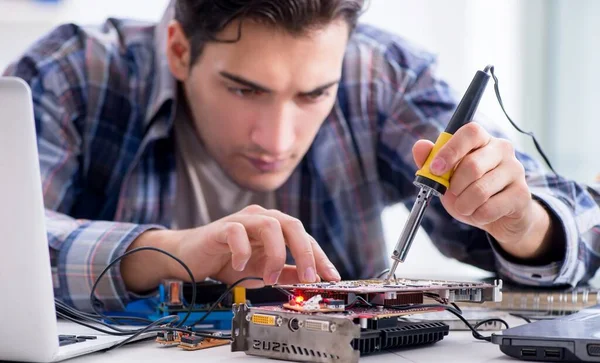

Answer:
[229,87,263,97]
[302,90,328,102]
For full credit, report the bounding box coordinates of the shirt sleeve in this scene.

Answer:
[375,40,600,287]
[3,24,164,312]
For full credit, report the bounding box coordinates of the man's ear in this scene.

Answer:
[166,20,192,81]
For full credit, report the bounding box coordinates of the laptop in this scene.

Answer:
[0,77,151,362]
[492,304,600,362]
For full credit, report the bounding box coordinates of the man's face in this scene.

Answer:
[168,20,349,192]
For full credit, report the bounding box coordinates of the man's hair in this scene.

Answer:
[174,0,366,64]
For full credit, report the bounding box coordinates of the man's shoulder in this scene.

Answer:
[6,18,157,90]
[345,23,437,76]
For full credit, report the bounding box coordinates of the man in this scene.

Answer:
[4,0,599,312]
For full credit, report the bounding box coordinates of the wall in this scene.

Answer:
[0,0,170,68]
[547,0,600,183]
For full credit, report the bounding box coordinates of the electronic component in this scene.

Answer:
[283,294,346,313]
[277,278,503,303]
[179,335,204,349]
[232,303,449,362]
[303,319,332,332]
[163,279,183,307]
[155,330,177,345]
[283,294,347,313]
[301,295,322,311]
[120,280,288,330]
[323,298,344,310]
[251,313,280,326]
[178,335,230,351]
[156,326,194,345]
[156,328,230,351]
[231,277,503,362]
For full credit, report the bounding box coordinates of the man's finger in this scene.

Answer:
[412,139,434,169]
[454,163,514,217]
[471,183,526,226]
[221,265,301,288]
[228,214,287,285]
[430,123,491,176]
[217,222,252,271]
[308,234,341,281]
[449,141,503,197]
[277,265,321,285]
[267,210,318,283]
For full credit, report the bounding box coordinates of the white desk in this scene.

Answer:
[58,320,520,363]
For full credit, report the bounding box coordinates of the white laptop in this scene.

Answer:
[0,77,152,362]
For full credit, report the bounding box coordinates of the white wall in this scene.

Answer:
[0,0,170,68]
[547,0,600,183]
[362,1,517,137]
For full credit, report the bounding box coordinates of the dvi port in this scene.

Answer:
[304,319,330,332]
[251,313,277,326]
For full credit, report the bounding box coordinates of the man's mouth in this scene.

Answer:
[246,157,287,172]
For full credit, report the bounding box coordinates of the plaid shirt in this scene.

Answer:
[4,7,600,312]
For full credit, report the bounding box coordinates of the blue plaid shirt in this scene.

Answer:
[4,7,600,312]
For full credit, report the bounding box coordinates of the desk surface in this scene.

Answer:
[60,321,519,363]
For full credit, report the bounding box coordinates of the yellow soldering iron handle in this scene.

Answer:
[415,132,453,189]
[413,67,491,196]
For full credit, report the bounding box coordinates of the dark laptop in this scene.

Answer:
[491,304,600,362]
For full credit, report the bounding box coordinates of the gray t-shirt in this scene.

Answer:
[172,96,276,230]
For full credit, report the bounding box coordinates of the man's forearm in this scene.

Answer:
[121,229,180,293]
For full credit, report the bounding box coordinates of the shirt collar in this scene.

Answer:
[144,0,177,129]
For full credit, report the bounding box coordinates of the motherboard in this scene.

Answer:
[231,278,502,362]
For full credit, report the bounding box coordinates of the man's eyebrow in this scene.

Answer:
[220,71,339,95]
[219,71,272,93]
[299,80,340,95]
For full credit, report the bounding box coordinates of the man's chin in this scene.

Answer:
[234,172,290,193]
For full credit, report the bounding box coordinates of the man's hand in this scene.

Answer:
[412,123,555,260]
[121,205,341,293]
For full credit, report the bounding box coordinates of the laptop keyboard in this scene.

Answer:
[59,335,97,346]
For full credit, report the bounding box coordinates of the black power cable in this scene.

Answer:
[89,246,197,328]
[56,310,228,341]
[56,246,260,351]
[55,299,154,326]
[486,65,557,174]
[55,302,155,334]
[107,315,181,351]
[385,303,509,342]
[187,276,264,327]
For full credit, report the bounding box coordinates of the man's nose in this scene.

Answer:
[250,103,297,157]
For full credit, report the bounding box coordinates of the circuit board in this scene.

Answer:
[231,278,503,362]
[255,304,444,319]
[231,303,450,363]
[277,278,499,293]
[179,337,230,351]
[156,330,230,351]
[276,278,502,304]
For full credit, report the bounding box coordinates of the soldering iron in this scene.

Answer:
[386,65,492,281]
